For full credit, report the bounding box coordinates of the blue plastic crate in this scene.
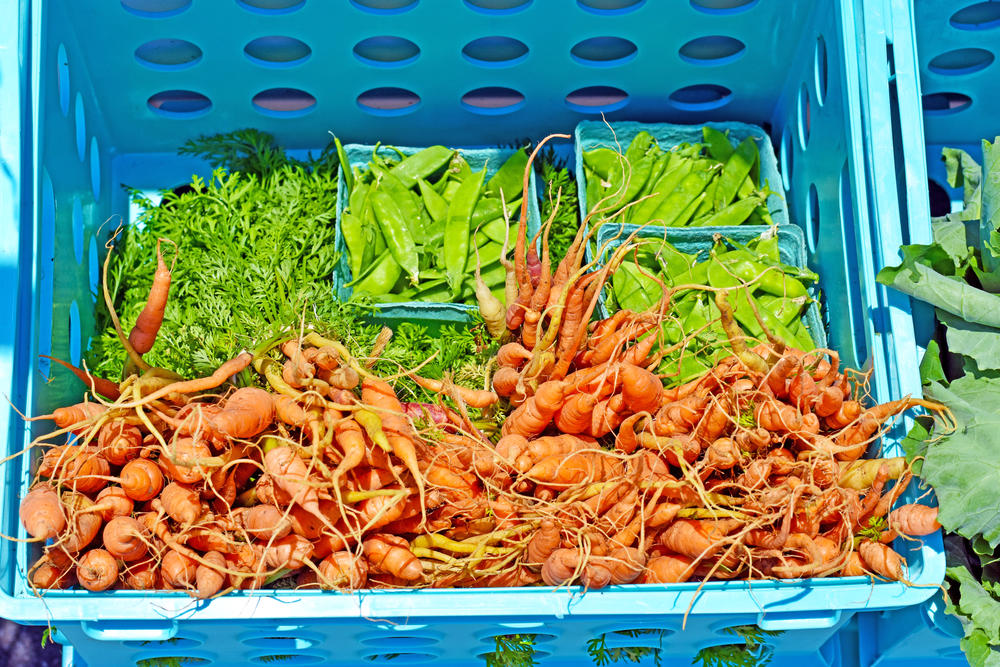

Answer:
[332,143,542,327]
[0,0,942,665]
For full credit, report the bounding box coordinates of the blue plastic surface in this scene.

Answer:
[332,142,541,327]
[856,594,967,667]
[0,0,945,664]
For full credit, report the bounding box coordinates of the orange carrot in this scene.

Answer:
[20,485,66,539]
[31,560,73,590]
[128,239,172,355]
[541,548,579,586]
[580,561,613,589]
[160,482,202,526]
[264,534,314,570]
[103,516,149,562]
[526,450,620,488]
[264,446,321,518]
[621,363,662,415]
[243,504,292,540]
[408,374,498,409]
[124,560,160,590]
[353,494,408,531]
[60,493,102,553]
[274,395,311,428]
[492,366,520,398]
[42,355,121,400]
[497,342,533,369]
[888,504,940,537]
[196,550,227,599]
[639,554,695,583]
[77,548,119,591]
[161,549,198,589]
[331,418,368,484]
[858,541,905,581]
[159,437,214,484]
[843,551,866,577]
[319,551,369,590]
[553,392,598,434]
[120,457,164,501]
[363,534,423,581]
[49,402,106,430]
[501,380,567,438]
[98,422,141,466]
[606,546,646,585]
[526,519,561,567]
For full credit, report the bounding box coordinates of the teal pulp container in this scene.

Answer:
[0,0,942,665]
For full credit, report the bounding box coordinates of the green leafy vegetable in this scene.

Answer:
[483,634,537,667]
[586,629,665,666]
[692,626,782,667]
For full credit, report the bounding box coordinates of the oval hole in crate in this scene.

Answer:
[134,658,208,666]
[462,36,529,66]
[121,0,191,16]
[363,653,437,664]
[780,125,793,191]
[252,88,316,116]
[667,83,731,111]
[815,35,828,104]
[838,162,868,367]
[90,137,101,200]
[678,35,745,65]
[570,37,637,66]
[565,85,629,112]
[461,86,525,114]
[237,0,306,13]
[806,183,819,252]
[147,90,212,118]
[75,93,85,161]
[135,39,203,70]
[360,636,439,650]
[244,36,312,67]
[464,0,531,14]
[57,44,69,116]
[243,637,318,651]
[88,236,99,301]
[72,196,83,263]
[689,0,757,15]
[351,0,418,13]
[250,654,324,665]
[357,87,421,115]
[124,637,203,649]
[577,0,643,14]
[921,91,972,115]
[928,47,995,75]
[353,36,420,66]
[797,84,810,148]
[950,2,1000,30]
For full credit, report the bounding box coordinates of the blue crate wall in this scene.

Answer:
[0,0,944,664]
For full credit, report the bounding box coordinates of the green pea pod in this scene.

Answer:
[444,166,487,298]
[583,147,621,182]
[349,181,370,217]
[479,217,514,246]
[691,196,761,227]
[474,239,505,268]
[757,294,808,327]
[586,168,606,213]
[630,158,693,223]
[638,152,670,200]
[714,253,808,299]
[371,167,421,233]
[656,245,696,277]
[735,288,806,350]
[471,197,521,228]
[371,191,420,285]
[340,212,366,280]
[335,136,354,193]
[610,134,655,207]
[390,146,454,188]
[791,319,818,351]
[753,234,781,263]
[702,127,734,163]
[671,192,707,227]
[652,166,718,226]
[349,250,403,295]
[714,138,758,209]
[486,148,528,201]
[432,173,451,195]
[442,179,462,203]
[362,206,379,271]
[694,178,719,219]
[419,178,448,224]
[668,257,711,287]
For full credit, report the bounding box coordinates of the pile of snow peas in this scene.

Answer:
[339,144,528,304]
[583,127,776,227]
[608,232,819,385]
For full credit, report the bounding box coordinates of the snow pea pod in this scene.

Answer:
[702,126,734,162]
[486,148,528,201]
[714,253,808,299]
[757,294,808,327]
[335,136,353,193]
[629,158,693,223]
[390,145,454,188]
[418,178,448,224]
[349,249,402,295]
[690,196,761,227]
[653,165,719,226]
[371,166,423,237]
[340,212,366,280]
[715,138,758,209]
[471,197,521,228]
[444,166,487,298]
[371,191,420,285]
[583,147,621,182]
[638,152,671,200]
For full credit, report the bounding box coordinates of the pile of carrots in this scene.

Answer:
[15,136,951,597]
